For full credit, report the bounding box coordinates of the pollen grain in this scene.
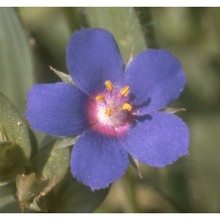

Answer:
[120,86,130,96]
[105,80,114,91]
[96,94,105,101]
[122,103,133,111]
[105,108,112,117]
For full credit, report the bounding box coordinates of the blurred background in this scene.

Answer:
[0,7,220,213]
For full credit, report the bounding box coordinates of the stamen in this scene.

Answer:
[96,94,105,101]
[122,103,133,111]
[120,86,130,96]
[105,80,114,91]
[105,108,112,116]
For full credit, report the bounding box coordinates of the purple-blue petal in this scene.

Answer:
[70,130,129,190]
[123,49,186,112]
[66,28,124,95]
[26,82,89,137]
[121,112,189,167]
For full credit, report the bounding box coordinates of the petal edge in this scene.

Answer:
[66,28,124,95]
[26,82,89,137]
[70,130,129,190]
[124,49,186,112]
[121,112,190,167]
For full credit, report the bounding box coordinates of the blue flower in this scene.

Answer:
[26,28,190,190]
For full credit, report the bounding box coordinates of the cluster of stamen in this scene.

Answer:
[96,80,132,117]
[88,80,133,136]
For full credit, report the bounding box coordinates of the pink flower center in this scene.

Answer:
[87,80,133,136]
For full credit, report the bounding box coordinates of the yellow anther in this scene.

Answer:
[122,103,133,111]
[105,108,112,117]
[96,94,105,101]
[105,80,114,91]
[120,86,130,96]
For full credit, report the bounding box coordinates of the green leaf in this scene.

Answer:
[49,66,75,86]
[0,8,35,113]
[32,140,70,196]
[49,176,109,212]
[129,155,143,179]
[16,173,43,212]
[0,142,27,184]
[14,141,70,212]
[57,136,79,149]
[162,107,186,114]
[0,93,31,186]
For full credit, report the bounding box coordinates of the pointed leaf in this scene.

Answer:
[32,141,70,196]
[0,93,31,185]
[49,66,75,86]
[0,142,27,185]
[129,155,143,179]
[163,107,186,114]
[57,136,79,149]
[16,173,43,212]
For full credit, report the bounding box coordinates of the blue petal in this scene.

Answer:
[66,28,124,95]
[121,112,189,167]
[123,49,186,112]
[26,82,89,137]
[70,130,129,190]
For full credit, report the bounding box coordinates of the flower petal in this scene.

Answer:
[26,82,89,137]
[123,49,186,112]
[70,130,129,190]
[66,28,124,95]
[121,112,189,167]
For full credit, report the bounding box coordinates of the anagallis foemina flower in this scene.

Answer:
[26,28,190,190]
